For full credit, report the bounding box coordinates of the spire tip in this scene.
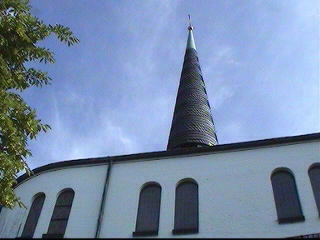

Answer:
[188,14,193,31]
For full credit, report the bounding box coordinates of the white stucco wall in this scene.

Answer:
[1,139,320,238]
[0,164,108,238]
[101,140,320,238]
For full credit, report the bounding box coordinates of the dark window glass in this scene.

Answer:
[173,180,198,234]
[308,164,320,216]
[271,169,304,223]
[133,183,161,236]
[47,189,74,237]
[21,193,46,238]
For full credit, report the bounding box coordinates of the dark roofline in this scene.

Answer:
[16,132,320,186]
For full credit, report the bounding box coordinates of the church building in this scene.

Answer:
[0,21,320,238]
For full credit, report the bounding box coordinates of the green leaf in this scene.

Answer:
[0,0,79,208]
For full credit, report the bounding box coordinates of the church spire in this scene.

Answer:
[167,17,218,150]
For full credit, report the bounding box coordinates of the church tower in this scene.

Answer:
[167,17,218,150]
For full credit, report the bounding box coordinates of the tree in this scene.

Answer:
[0,0,79,208]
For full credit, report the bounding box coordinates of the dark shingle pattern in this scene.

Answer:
[167,48,218,150]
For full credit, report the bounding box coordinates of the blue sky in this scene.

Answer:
[23,0,319,170]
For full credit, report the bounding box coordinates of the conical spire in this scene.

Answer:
[187,30,196,50]
[167,17,218,150]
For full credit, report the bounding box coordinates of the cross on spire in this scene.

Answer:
[188,14,193,31]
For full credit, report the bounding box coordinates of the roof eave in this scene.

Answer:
[15,132,320,187]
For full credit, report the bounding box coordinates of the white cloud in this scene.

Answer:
[219,121,245,144]
[22,0,319,171]
[203,46,241,73]
[209,84,235,110]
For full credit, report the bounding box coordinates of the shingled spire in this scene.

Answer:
[167,16,218,150]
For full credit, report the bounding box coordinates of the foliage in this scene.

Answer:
[0,0,79,208]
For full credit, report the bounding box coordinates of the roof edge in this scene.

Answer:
[16,132,320,186]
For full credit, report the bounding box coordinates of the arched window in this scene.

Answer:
[21,193,46,238]
[44,189,74,238]
[133,183,161,236]
[173,179,198,234]
[308,163,320,216]
[271,169,304,223]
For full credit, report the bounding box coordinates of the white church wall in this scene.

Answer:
[1,139,319,238]
[0,164,108,238]
[100,140,320,238]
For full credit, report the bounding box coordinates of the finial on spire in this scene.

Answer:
[188,14,193,31]
[186,15,196,49]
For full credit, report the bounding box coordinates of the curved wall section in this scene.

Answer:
[0,137,320,238]
[0,164,108,238]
